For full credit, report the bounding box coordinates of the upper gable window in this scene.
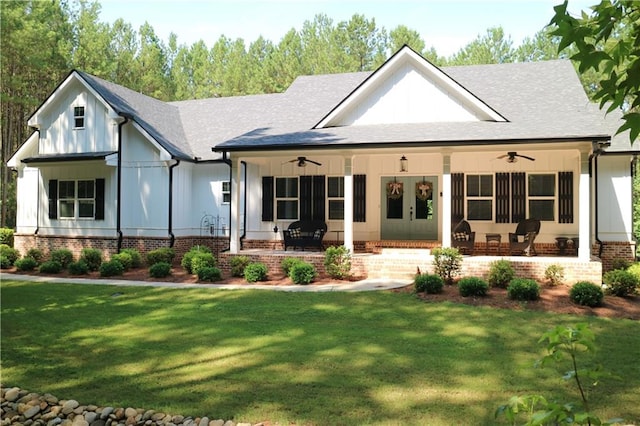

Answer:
[73,106,85,129]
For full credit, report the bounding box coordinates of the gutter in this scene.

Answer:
[116,113,132,252]
[168,159,180,247]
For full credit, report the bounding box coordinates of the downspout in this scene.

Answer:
[221,153,233,252]
[590,146,604,257]
[34,129,40,235]
[116,113,131,252]
[241,160,247,249]
[168,159,180,247]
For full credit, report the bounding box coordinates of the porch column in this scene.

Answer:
[442,153,452,247]
[578,150,590,260]
[229,156,241,253]
[343,155,354,253]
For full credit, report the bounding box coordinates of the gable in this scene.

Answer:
[315,46,507,129]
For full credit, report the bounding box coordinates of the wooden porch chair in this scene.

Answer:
[508,219,541,256]
[451,220,476,255]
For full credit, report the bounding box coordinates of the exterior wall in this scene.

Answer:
[14,166,39,234]
[596,155,634,242]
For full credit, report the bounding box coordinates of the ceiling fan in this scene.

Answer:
[497,151,535,163]
[286,156,322,167]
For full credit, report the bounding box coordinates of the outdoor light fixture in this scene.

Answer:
[400,155,408,172]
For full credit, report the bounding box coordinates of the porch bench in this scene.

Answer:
[282,220,327,251]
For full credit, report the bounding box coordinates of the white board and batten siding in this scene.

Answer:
[597,155,635,242]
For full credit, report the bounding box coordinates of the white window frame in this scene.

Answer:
[275,177,298,220]
[73,106,85,129]
[58,179,95,219]
[222,181,231,204]
[466,174,493,221]
[327,176,344,220]
[528,173,556,221]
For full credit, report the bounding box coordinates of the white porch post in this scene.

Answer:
[442,153,452,247]
[578,150,590,260]
[343,155,354,253]
[229,156,241,253]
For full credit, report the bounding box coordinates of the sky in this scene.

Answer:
[98,0,595,57]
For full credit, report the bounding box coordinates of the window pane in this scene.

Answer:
[77,180,94,198]
[222,181,230,192]
[467,200,492,220]
[480,175,493,196]
[74,106,84,116]
[529,200,555,221]
[277,200,298,219]
[529,174,555,196]
[387,196,403,219]
[328,200,344,220]
[79,201,94,218]
[466,175,479,196]
[59,181,75,199]
[59,201,74,218]
[328,177,344,197]
[276,178,297,198]
[223,193,231,203]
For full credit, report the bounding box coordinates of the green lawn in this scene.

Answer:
[1,280,639,425]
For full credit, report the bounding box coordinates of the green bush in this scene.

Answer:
[289,261,317,285]
[191,252,216,276]
[603,269,638,296]
[146,247,175,266]
[0,244,20,268]
[99,259,125,277]
[198,266,222,282]
[431,247,462,285]
[230,255,251,277]
[15,256,38,272]
[281,257,303,275]
[488,259,515,288]
[149,261,172,278]
[0,228,14,246]
[25,248,45,265]
[111,252,133,271]
[414,274,444,294]
[544,264,565,286]
[458,277,489,297]
[80,248,103,271]
[68,260,90,275]
[627,262,640,281]
[244,262,268,283]
[507,278,540,301]
[324,245,352,279]
[569,281,604,307]
[181,245,213,274]
[50,249,73,269]
[39,260,62,274]
[120,248,142,268]
[610,257,631,271]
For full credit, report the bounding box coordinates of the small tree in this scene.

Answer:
[324,245,352,279]
[431,247,462,285]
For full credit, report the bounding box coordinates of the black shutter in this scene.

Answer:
[299,175,313,220]
[48,179,58,219]
[511,172,526,223]
[495,172,510,223]
[312,175,325,221]
[261,176,274,222]
[558,171,574,223]
[451,173,464,220]
[353,174,366,222]
[95,178,105,220]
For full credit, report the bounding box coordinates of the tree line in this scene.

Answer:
[0,0,576,227]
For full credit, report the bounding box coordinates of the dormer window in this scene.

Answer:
[73,106,85,129]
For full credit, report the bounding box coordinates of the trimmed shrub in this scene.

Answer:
[99,259,125,277]
[414,274,444,294]
[627,262,640,281]
[149,261,171,278]
[281,257,303,276]
[120,248,142,268]
[39,260,62,274]
[15,257,38,272]
[68,260,90,275]
[488,259,515,288]
[610,257,631,271]
[0,244,20,268]
[146,247,175,266]
[198,266,222,282]
[507,278,540,301]
[0,228,14,246]
[181,245,213,274]
[431,247,462,285]
[111,252,133,271]
[289,261,317,285]
[570,281,604,307]
[544,264,565,286]
[324,245,352,279]
[244,262,268,283]
[603,269,638,297]
[230,255,251,277]
[458,277,489,297]
[50,249,73,269]
[191,252,216,276]
[80,248,103,271]
[25,248,45,265]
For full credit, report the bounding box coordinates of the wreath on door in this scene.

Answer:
[415,180,433,201]
[386,180,403,200]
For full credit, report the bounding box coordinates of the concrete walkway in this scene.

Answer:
[2,272,412,292]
